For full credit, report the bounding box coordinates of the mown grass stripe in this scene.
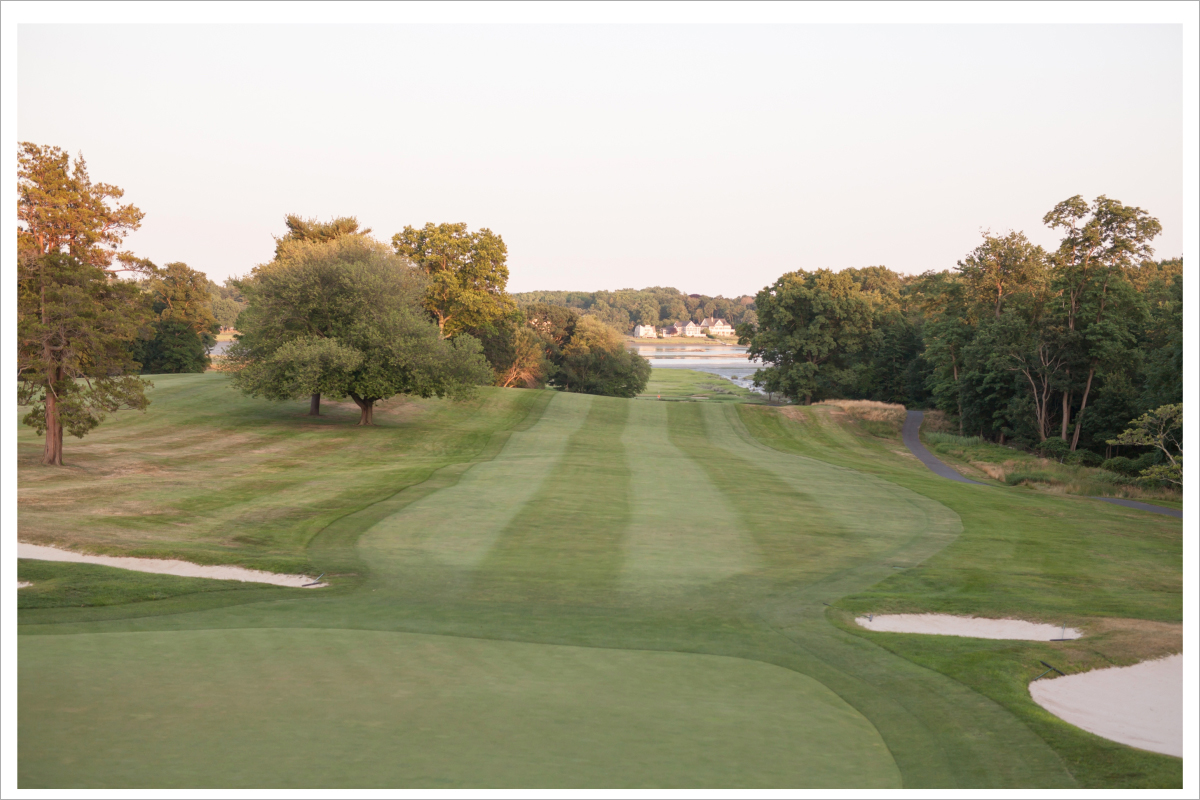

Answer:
[618,401,758,595]
[474,396,632,599]
[666,402,849,581]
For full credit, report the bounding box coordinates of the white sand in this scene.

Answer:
[17,543,326,588]
[18,581,32,589]
[1030,655,1182,758]
[856,613,1081,641]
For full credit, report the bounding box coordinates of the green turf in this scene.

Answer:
[17,375,1181,788]
[19,628,899,789]
[17,373,550,578]
[17,560,269,609]
[638,367,764,403]
[738,403,1183,788]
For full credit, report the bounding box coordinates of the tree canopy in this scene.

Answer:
[513,286,757,334]
[228,234,493,424]
[392,222,515,338]
[131,261,221,374]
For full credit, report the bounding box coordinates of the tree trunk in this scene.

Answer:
[349,394,375,425]
[1060,389,1071,441]
[1069,365,1096,452]
[43,372,64,466]
[952,360,963,435]
[309,393,321,416]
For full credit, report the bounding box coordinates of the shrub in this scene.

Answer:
[1101,456,1139,476]
[1089,470,1132,486]
[1005,470,1060,486]
[1132,451,1161,471]
[1034,438,1071,461]
[1065,450,1102,467]
[924,432,983,447]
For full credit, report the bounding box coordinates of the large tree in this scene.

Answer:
[549,316,650,398]
[17,143,151,465]
[1043,195,1161,448]
[234,216,377,414]
[228,235,492,424]
[392,222,516,338]
[739,269,875,404]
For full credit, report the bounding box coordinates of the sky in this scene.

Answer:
[17,23,1185,296]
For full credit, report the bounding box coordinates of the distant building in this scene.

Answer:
[699,317,735,337]
[632,325,657,338]
[666,320,704,337]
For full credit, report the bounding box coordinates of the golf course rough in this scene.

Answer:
[18,374,1180,788]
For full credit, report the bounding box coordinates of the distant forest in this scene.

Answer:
[512,287,758,333]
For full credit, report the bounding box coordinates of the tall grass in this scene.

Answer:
[823,399,906,437]
[924,432,983,447]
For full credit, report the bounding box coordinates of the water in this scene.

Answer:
[626,341,764,392]
[210,338,766,391]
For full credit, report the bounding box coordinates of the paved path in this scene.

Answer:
[1090,497,1182,518]
[903,410,1182,518]
[902,411,985,485]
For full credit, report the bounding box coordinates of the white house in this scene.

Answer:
[632,325,657,338]
[700,317,735,337]
[667,320,704,337]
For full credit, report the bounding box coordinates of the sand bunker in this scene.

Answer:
[18,581,32,589]
[17,543,326,588]
[1030,655,1182,757]
[856,614,1081,641]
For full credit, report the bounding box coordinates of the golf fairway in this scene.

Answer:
[21,385,1152,788]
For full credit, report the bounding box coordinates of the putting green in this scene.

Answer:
[19,628,899,789]
[20,385,1089,788]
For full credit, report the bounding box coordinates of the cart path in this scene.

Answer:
[902,411,985,485]
[903,410,1182,518]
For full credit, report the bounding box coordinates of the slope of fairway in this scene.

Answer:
[23,393,1073,788]
[19,628,900,789]
[737,403,1183,789]
[23,380,1175,787]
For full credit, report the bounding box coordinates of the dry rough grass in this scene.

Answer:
[919,409,957,433]
[823,399,907,436]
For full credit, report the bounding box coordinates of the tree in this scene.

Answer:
[17,143,144,273]
[1108,404,1182,486]
[1043,195,1161,448]
[234,217,378,414]
[132,261,220,373]
[740,270,874,404]
[209,277,247,330]
[956,231,1044,319]
[17,143,151,465]
[228,235,492,424]
[18,255,153,464]
[494,326,552,388]
[274,214,371,257]
[915,271,972,432]
[392,222,516,337]
[549,316,650,398]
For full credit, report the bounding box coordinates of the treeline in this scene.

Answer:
[513,287,757,333]
[743,196,1183,476]
[228,217,652,422]
[17,142,651,464]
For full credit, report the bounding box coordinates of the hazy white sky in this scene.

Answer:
[18,23,1184,295]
